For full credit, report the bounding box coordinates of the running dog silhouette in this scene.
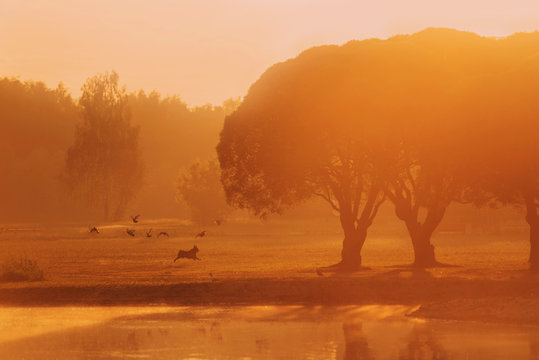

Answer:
[174,245,201,262]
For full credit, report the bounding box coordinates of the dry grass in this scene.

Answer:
[0,219,531,288]
[0,257,44,282]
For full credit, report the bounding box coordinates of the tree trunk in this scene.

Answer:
[524,193,539,271]
[398,203,446,268]
[409,227,437,268]
[402,211,442,268]
[530,220,539,271]
[340,227,367,271]
[325,212,368,272]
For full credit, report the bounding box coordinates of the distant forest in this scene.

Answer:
[0,76,238,222]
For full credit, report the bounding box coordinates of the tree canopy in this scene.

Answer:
[218,28,539,269]
[0,78,78,221]
[64,71,143,221]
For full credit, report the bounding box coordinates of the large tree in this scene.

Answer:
[383,113,473,267]
[218,28,489,269]
[64,71,143,221]
[217,40,399,271]
[219,113,385,270]
[218,28,539,269]
[374,30,539,267]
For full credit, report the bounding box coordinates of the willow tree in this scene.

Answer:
[383,116,473,267]
[376,29,539,267]
[64,71,142,221]
[219,28,539,269]
[219,29,470,270]
[217,39,399,271]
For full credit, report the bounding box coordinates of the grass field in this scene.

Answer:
[0,219,532,287]
[1,218,539,326]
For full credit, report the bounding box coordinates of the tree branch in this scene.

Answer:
[405,166,416,192]
[351,179,363,220]
[369,193,386,222]
[384,184,398,203]
[313,191,340,213]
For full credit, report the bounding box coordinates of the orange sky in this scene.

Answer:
[2,0,539,106]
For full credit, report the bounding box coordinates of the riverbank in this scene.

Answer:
[1,274,538,317]
[411,297,539,324]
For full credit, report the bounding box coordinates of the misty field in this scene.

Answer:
[1,219,539,332]
[0,219,531,287]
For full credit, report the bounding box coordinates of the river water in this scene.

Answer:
[0,305,537,359]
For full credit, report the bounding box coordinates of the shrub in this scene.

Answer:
[0,257,45,282]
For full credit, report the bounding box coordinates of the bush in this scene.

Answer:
[176,159,232,225]
[0,257,45,282]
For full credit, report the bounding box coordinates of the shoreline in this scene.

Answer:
[0,277,539,306]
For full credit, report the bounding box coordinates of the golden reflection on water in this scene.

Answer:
[0,306,176,343]
[0,305,536,359]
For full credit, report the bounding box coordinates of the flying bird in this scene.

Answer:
[131,215,140,223]
[195,230,207,238]
[316,268,324,277]
[146,228,152,237]
[213,219,222,226]
[126,228,136,237]
[89,226,99,234]
[209,273,217,282]
[158,231,169,237]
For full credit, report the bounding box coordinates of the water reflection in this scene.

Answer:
[399,323,447,360]
[0,305,536,359]
[343,319,373,360]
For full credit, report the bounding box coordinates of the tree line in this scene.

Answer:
[217,28,539,271]
[0,72,238,223]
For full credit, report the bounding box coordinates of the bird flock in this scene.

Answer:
[89,214,215,241]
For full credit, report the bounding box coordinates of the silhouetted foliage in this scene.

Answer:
[217,43,395,270]
[462,46,539,270]
[0,78,78,222]
[217,28,539,269]
[128,92,240,218]
[0,74,238,223]
[64,71,143,221]
[176,159,232,225]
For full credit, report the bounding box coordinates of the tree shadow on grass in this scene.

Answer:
[386,261,461,269]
